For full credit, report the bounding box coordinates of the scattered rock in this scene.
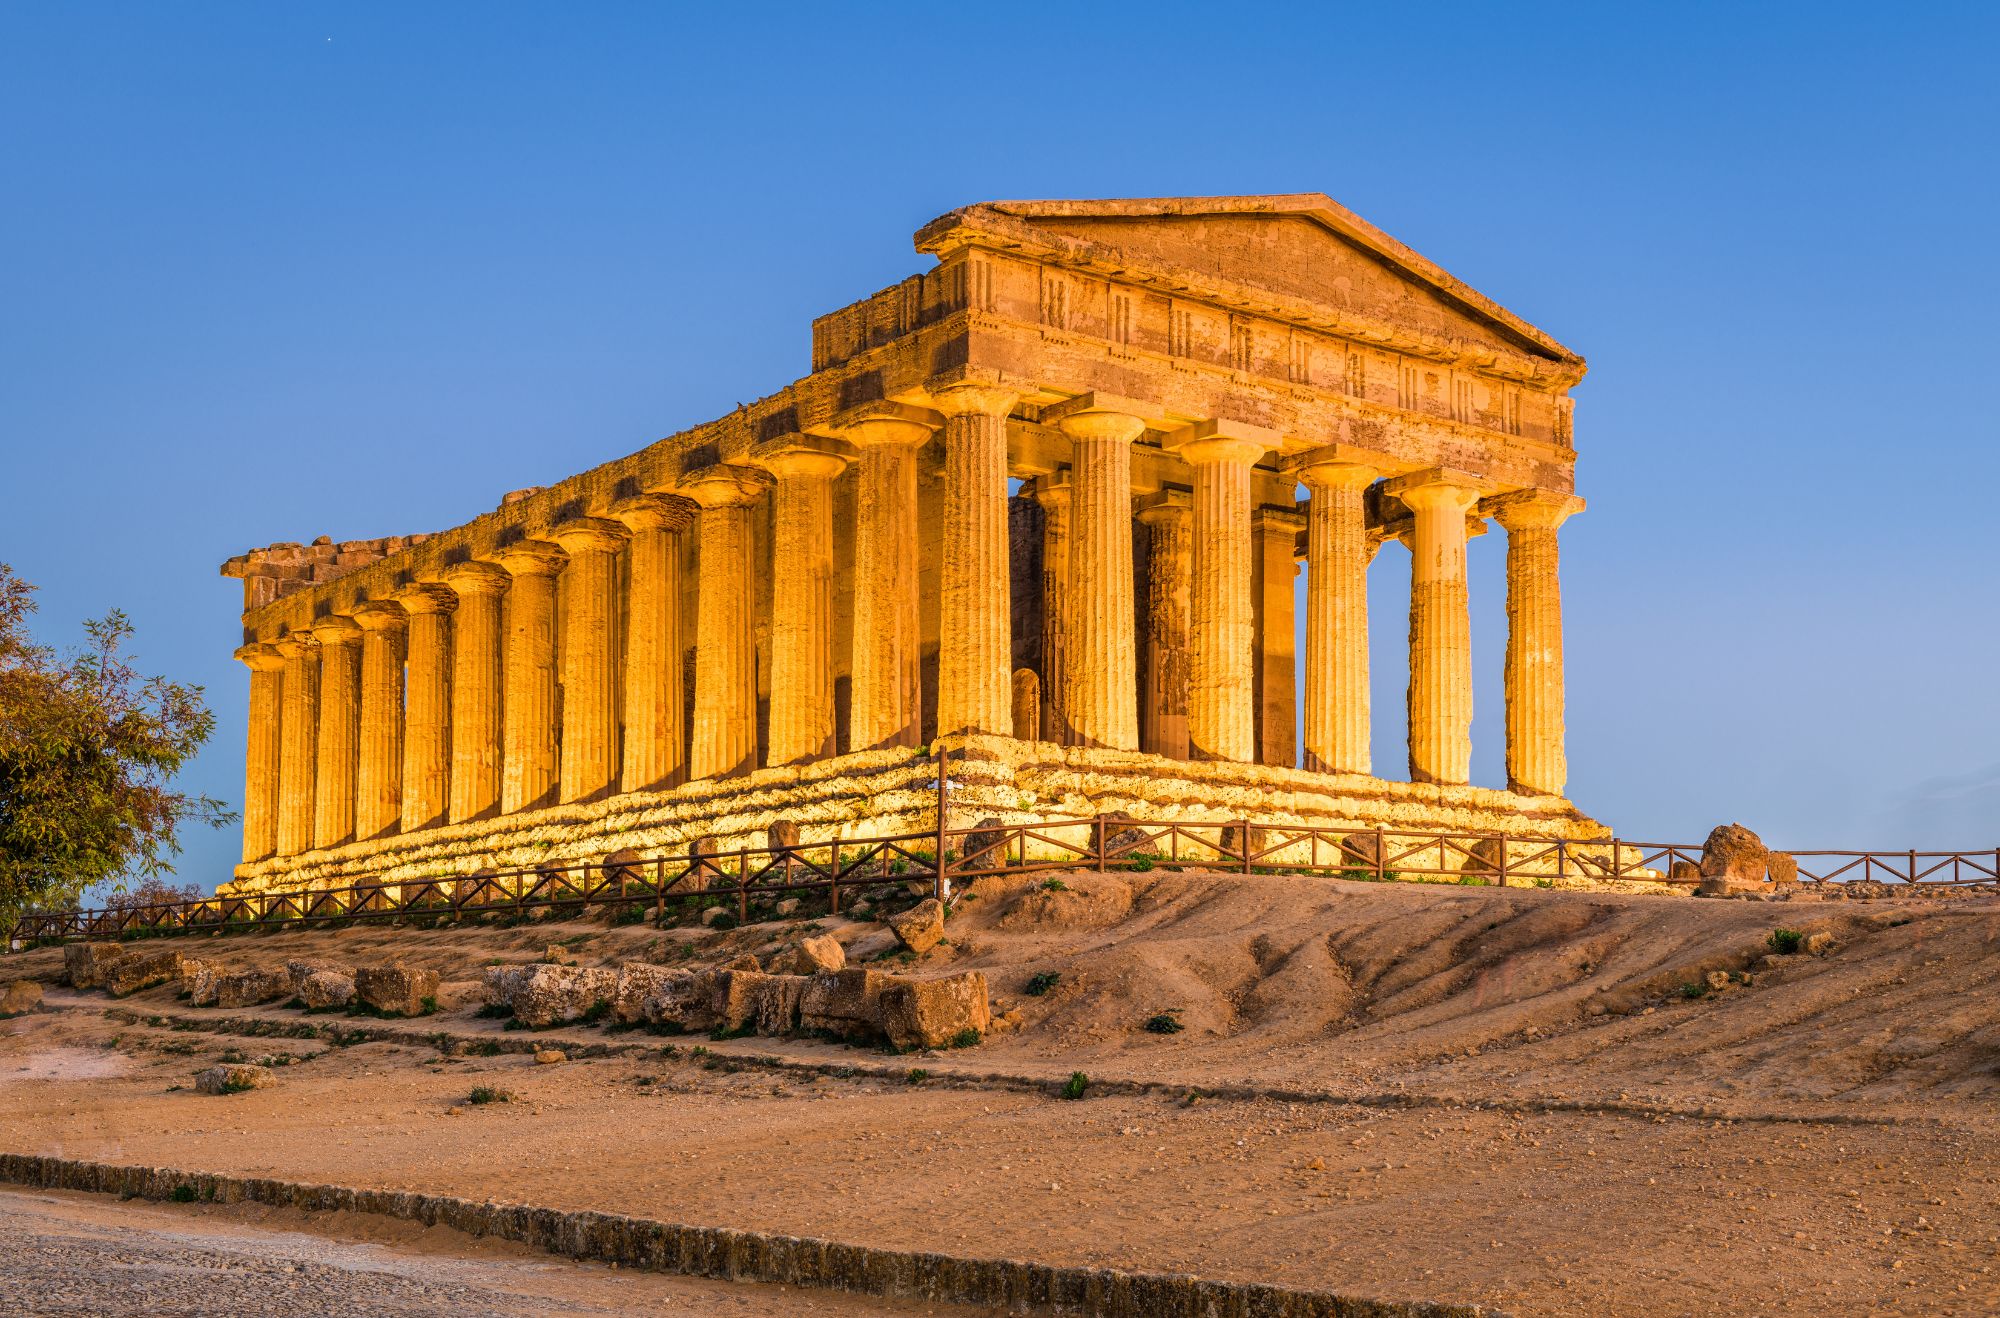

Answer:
[726,953,761,972]
[753,974,809,1035]
[700,906,732,927]
[103,950,189,998]
[1697,823,1771,895]
[1704,970,1733,992]
[0,979,43,1018]
[180,958,226,1007]
[284,958,354,991]
[1460,837,1506,884]
[541,944,577,966]
[773,897,801,917]
[1339,832,1382,873]
[297,969,355,1010]
[1668,860,1702,883]
[63,942,125,990]
[881,971,991,1050]
[533,1049,567,1065]
[887,898,946,955]
[1767,852,1801,886]
[1805,931,1837,956]
[354,964,440,1017]
[791,934,845,975]
[800,968,888,1041]
[610,964,680,1025]
[489,964,617,1028]
[195,1064,275,1095]
[638,969,716,1033]
[960,818,1008,871]
[213,967,293,1009]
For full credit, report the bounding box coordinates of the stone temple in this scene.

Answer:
[219,194,1599,895]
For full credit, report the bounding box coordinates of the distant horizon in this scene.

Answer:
[5,3,1996,896]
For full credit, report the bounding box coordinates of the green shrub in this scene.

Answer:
[1768,928,1804,955]
[1041,877,1068,892]
[948,1027,982,1049]
[1024,971,1060,997]
[476,1002,513,1019]
[581,999,613,1025]
[1143,1010,1184,1035]
[418,995,439,1016]
[905,1068,929,1084]
[170,1184,196,1203]
[467,1086,512,1105]
[708,912,739,931]
[1677,981,1709,1000]
[1060,1071,1090,1101]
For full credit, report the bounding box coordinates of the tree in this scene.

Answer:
[0,564,232,927]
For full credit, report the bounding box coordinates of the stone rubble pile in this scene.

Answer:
[61,943,435,1018]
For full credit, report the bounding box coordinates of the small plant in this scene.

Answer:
[170,1184,196,1203]
[1677,981,1709,1000]
[634,1074,657,1086]
[1060,1071,1090,1101]
[467,1086,513,1105]
[948,1027,982,1049]
[1768,928,1804,955]
[471,1041,503,1056]
[1041,877,1068,892]
[218,1048,246,1065]
[1143,1010,1184,1035]
[1025,971,1061,997]
[220,1076,260,1094]
[1533,877,1554,889]
[476,1002,513,1019]
[1127,855,1156,872]
[708,912,739,931]
[612,904,647,927]
[419,995,439,1016]
[503,1018,529,1031]
[708,1023,755,1041]
[690,1044,709,1057]
[905,1067,930,1084]
[581,999,613,1025]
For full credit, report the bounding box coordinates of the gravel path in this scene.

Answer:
[0,1187,965,1316]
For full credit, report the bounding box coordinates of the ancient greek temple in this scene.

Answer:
[220,195,1601,894]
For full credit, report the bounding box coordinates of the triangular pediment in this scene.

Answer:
[917,194,1579,369]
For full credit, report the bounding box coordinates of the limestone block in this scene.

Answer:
[887,898,945,954]
[213,968,293,1009]
[1767,852,1801,886]
[791,934,845,975]
[961,817,1008,871]
[1697,823,1772,895]
[103,951,189,998]
[64,942,125,990]
[285,958,355,991]
[195,1064,276,1095]
[880,971,990,1051]
[638,969,715,1033]
[611,964,681,1025]
[799,968,888,1040]
[753,973,809,1035]
[297,970,355,1010]
[179,959,225,1007]
[0,980,42,1018]
[713,969,766,1032]
[767,818,801,850]
[354,964,441,1018]
[496,964,616,1028]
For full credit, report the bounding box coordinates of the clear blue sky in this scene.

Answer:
[4,2,1996,892]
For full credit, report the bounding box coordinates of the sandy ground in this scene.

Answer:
[0,1186,977,1315]
[3,869,1998,1316]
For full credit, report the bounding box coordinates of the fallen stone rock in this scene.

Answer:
[1697,823,1770,895]
[880,971,992,1051]
[725,953,761,972]
[700,906,732,927]
[103,950,188,998]
[753,974,809,1035]
[887,898,945,955]
[213,967,293,1009]
[284,958,354,991]
[541,944,577,966]
[1704,970,1733,992]
[791,934,845,975]
[0,980,42,1018]
[639,969,715,1033]
[354,964,440,1018]
[533,1049,567,1065]
[611,964,682,1025]
[195,1064,275,1095]
[800,968,888,1040]
[767,818,801,850]
[960,818,1008,871]
[1805,931,1837,956]
[492,964,616,1028]
[1767,852,1801,886]
[773,897,800,917]
[1339,832,1382,873]
[1668,860,1702,883]
[63,943,125,990]
[180,959,226,1007]
[297,970,356,1010]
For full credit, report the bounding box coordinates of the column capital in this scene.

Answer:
[1135,488,1191,527]
[747,433,853,481]
[1485,488,1585,531]
[1042,391,1156,430]
[393,582,459,615]
[929,381,1019,419]
[678,462,774,509]
[488,538,568,578]
[439,560,511,597]
[823,400,940,449]
[1382,467,1496,514]
[309,614,362,647]
[607,492,697,534]
[235,641,286,671]
[272,632,320,659]
[549,517,630,556]
[1053,407,1146,447]
[350,599,410,633]
[1287,449,1382,493]
[1164,419,1277,468]
[1022,469,1073,509]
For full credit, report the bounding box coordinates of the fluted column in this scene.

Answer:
[351,602,407,841]
[441,561,508,822]
[753,441,850,765]
[1390,471,1485,786]
[609,494,695,792]
[932,383,1018,738]
[1055,407,1144,751]
[492,541,565,812]
[235,642,285,862]
[1493,490,1582,796]
[1296,459,1379,776]
[833,406,934,752]
[1026,473,1073,745]
[1177,428,1269,762]
[394,583,455,832]
[273,633,320,856]
[308,616,361,850]
[684,465,773,780]
[1252,507,1306,769]
[550,518,629,803]
[1137,494,1191,760]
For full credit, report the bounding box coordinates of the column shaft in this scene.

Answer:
[1299,463,1377,775]
[274,635,320,856]
[496,543,564,812]
[844,422,928,751]
[1137,499,1191,759]
[685,466,771,779]
[611,495,694,792]
[1496,494,1579,796]
[762,452,846,765]
[553,519,629,803]
[1059,412,1144,750]
[442,563,507,822]
[1183,437,1265,762]
[1030,476,1073,744]
[310,618,361,850]
[235,644,285,862]
[933,385,1018,738]
[1400,479,1483,785]
[352,603,407,841]
[396,585,455,832]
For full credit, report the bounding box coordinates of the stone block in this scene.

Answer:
[638,969,714,1033]
[213,967,292,1009]
[611,964,681,1025]
[880,971,991,1051]
[103,950,188,998]
[0,980,42,1018]
[959,818,1008,871]
[800,968,887,1039]
[195,1064,275,1095]
[1700,823,1770,885]
[180,958,225,1007]
[297,970,355,1010]
[773,897,801,917]
[791,934,845,975]
[887,898,945,955]
[354,964,440,1018]
[497,964,616,1027]
[1767,852,1801,886]
[753,974,809,1035]
[767,818,801,850]
[63,943,125,990]
[284,958,354,991]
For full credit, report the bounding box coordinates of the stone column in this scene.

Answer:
[440,561,508,822]
[1137,493,1191,760]
[273,633,320,856]
[609,494,695,792]
[309,616,361,850]
[1389,471,1486,786]
[753,440,851,765]
[1026,472,1073,745]
[1492,490,1582,797]
[1252,506,1306,768]
[351,601,408,841]
[1296,459,1379,776]
[1054,407,1144,751]
[932,383,1018,738]
[493,540,566,813]
[684,465,773,780]
[234,642,285,862]
[1176,427,1270,762]
[551,518,630,804]
[832,405,934,752]
[394,583,455,832]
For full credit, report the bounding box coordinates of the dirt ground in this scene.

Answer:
[2,869,1997,1316]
